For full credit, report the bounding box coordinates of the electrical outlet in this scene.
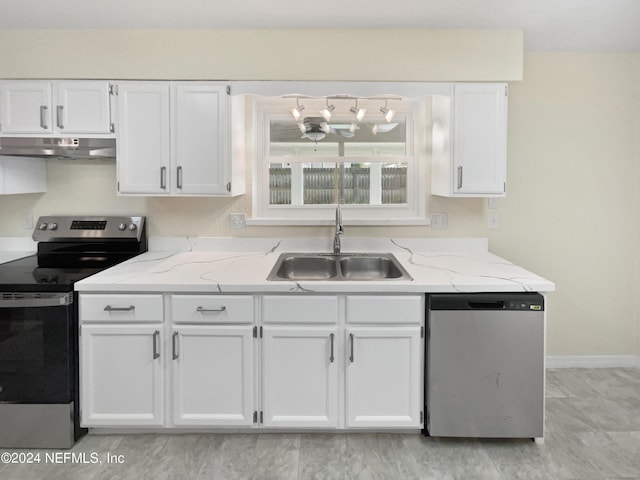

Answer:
[229,213,247,229]
[488,213,500,230]
[488,198,499,209]
[22,213,33,230]
[430,213,448,230]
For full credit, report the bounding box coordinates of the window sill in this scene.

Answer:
[246,217,431,226]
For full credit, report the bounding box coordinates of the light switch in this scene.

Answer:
[488,213,499,230]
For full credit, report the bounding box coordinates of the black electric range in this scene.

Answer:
[0,216,147,448]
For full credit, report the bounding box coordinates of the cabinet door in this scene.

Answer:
[453,83,507,195]
[0,81,52,134]
[262,326,338,428]
[171,325,254,426]
[55,81,112,134]
[345,326,422,428]
[173,84,229,195]
[80,324,164,426]
[116,83,171,194]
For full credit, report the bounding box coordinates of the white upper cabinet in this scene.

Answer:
[172,84,229,195]
[116,81,243,197]
[431,83,508,197]
[116,83,171,195]
[0,81,112,135]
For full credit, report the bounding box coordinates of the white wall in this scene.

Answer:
[0,29,639,358]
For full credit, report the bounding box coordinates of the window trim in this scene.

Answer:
[249,95,428,226]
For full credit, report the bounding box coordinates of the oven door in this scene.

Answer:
[0,292,74,403]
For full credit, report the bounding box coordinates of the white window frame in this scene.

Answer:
[248,94,429,226]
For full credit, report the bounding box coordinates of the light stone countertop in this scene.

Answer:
[74,237,555,294]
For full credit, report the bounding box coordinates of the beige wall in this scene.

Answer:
[0,29,639,357]
[490,53,639,356]
[0,29,523,81]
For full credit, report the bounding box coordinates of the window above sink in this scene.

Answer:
[246,91,429,226]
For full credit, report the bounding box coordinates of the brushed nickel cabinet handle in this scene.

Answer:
[153,330,160,359]
[457,165,463,189]
[160,166,167,190]
[40,106,48,129]
[349,333,354,363]
[172,331,179,360]
[104,305,135,312]
[197,306,226,313]
[56,105,64,129]
[329,333,335,363]
[177,166,183,189]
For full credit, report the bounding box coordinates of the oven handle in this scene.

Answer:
[0,292,72,308]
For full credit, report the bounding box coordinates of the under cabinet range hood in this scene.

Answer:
[0,137,116,159]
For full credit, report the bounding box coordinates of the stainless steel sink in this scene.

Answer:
[267,252,413,281]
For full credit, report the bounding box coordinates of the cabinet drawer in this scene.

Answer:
[263,295,338,324]
[347,295,423,324]
[171,295,253,324]
[80,294,163,323]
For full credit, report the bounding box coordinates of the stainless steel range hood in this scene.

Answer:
[0,137,116,159]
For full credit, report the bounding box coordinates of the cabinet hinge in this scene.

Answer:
[226,85,231,95]
[505,85,508,97]
[253,411,258,424]
[421,326,424,338]
[260,411,263,424]
[253,326,258,338]
[109,84,118,96]
[226,181,231,193]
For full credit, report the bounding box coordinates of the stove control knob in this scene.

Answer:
[48,222,58,230]
[118,223,127,231]
[38,222,48,230]
[128,223,138,231]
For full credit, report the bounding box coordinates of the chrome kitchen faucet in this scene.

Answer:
[333,205,344,254]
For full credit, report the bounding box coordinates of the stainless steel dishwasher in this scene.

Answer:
[426,293,545,438]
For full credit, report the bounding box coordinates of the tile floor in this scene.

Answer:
[1,367,639,480]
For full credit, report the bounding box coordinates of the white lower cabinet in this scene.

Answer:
[171,324,254,426]
[80,324,164,426]
[262,326,338,428]
[79,292,424,431]
[346,327,422,428]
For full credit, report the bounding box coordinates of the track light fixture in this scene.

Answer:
[290,98,305,121]
[349,99,366,122]
[379,99,396,122]
[320,99,335,122]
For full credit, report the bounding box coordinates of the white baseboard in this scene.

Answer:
[546,355,640,369]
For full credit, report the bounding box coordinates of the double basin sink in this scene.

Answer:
[267,252,413,281]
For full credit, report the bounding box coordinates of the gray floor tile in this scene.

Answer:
[546,368,598,398]
[2,366,640,480]
[580,368,640,398]
[390,435,455,480]
[345,433,402,480]
[483,438,557,480]
[246,434,300,480]
[299,433,348,480]
[427,438,502,480]
[197,433,258,480]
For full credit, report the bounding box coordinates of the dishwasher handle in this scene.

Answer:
[468,301,505,309]
[429,293,544,311]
